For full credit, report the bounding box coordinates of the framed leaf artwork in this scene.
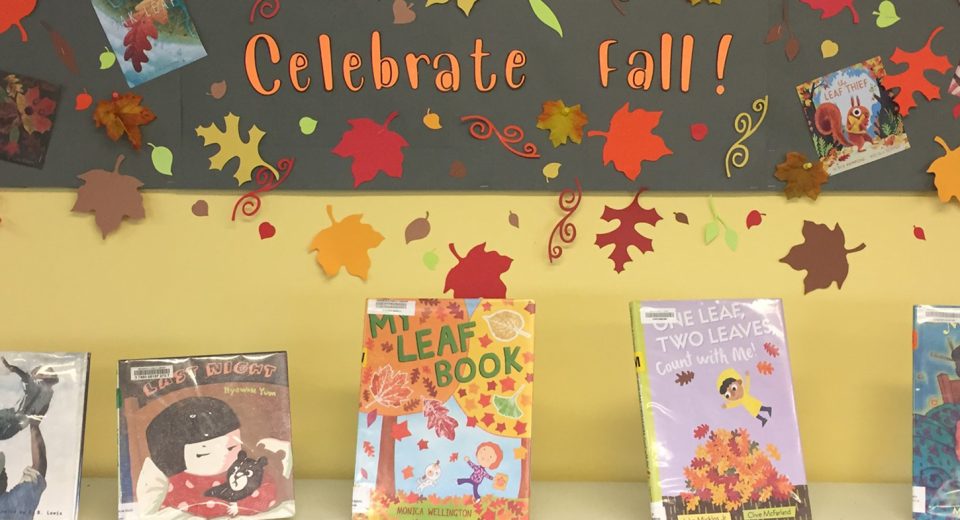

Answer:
[0,71,61,169]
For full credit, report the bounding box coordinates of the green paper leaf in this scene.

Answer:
[148,143,174,176]
[493,394,523,419]
[529,0,563,37]
[704,221,720,245]
[724,227,739,251]
[299,116,318,135]
[873,0,900,28]
[423,250,439,271]
[99,47,116,70]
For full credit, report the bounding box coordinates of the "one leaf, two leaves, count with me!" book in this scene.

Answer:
[631,300,813,520]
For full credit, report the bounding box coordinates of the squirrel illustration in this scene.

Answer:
[814,96,875,152]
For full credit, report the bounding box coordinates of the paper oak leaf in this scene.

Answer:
[799,0,859,23]
[774,152,829,200]
[885,27,951,116]
[595,188,662,273]
[587,103,671,180]
[93,93,156,150]
[196,113,278,186]
[444,243,513,298]
[332,112,409,188]
[72,155,145,239]
[928,136,960,203]
[536,100,588,147]
[309,205,385,281]
[370,365,413,408]
[780,221,866,294]
[0,0,36,42]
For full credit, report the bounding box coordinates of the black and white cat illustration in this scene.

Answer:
[204,451,268,503]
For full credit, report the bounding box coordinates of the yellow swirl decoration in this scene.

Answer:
[724,95,769,178]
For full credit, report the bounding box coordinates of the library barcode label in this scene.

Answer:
[641,307,679,325]
[918,307,960,324]
[129,366,174,381]
[368,299,416,316]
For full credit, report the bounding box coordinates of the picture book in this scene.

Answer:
[91,0,206,88]
[796,57,909,175]
[0,352,90,520]
[0,72,61,169]
[631,300,813,520]
[117,352,295,520]
[912,305,960,519]
[352,298,535,520]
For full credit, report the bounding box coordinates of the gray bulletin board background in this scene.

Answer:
[0,0,958,192]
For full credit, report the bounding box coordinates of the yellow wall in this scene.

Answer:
[0,189,952,483]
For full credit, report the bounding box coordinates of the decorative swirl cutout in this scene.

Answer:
[232,158,295,221]
[460,115,541,159]
[548,177,583,264]
[249,0,281,23]
[724,95,768,178]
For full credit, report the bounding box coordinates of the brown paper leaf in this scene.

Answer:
[208,81,227,100]
[508,211,519,228]
[780,221,865,294]
[72,155,145,238]
[765,23,784,43]
[405,212,431,244]
[449,160,467,178]
[785,37,800,61]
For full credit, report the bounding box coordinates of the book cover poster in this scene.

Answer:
[632,300,812,520]
[91,0,206,88]
[0,72,61,169]
[117,353,294,520]
[0,352,89,520]
[352,299,535,520]
[796,57,909,175]
[912,306,960,519]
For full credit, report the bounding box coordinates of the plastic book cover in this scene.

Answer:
[0,352,90,520]
[796,57,909,175]
[912,305,960,519]
[630,299,812,520]
[91,0,207,88]
[117,352,294,520]
[950,61,960,99]
[0,72,61,169]
[352,298,535,520]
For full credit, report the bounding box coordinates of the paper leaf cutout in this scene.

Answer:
[885,26,951,116]
[449,160,467,178]
[40,22,78,75]
[508,211,519,228]
[75,90,93,111]
[405,212,431,244]
[774,152,829,200]
[0,0,36,42]
[423,250,440,271]
[746,210,764,229]
[928,136,960,204]
[528,0,563,37]
[209,81,227,99]
[780,221,866,294]
[191,200,208,217]
[93,93,156,150]
[196,113,278,186]
[369,365,413,408]
[444,243,513,298]
[705,197,738,252]
[799,0,859,23]
[332,112,409,188]
[258,221,276,240]
[122,13,159,73]
[536,100,587,147]
[309,205,385,281]
[71,155,145,239]
[873,1,899,28]
[99,47,117,69]
[393,0,416,24]
[483,310,530,342]
[148,143,173,175]
[422,109,441,130]
[426,0,479,16]
[587,103,672,180]
[914,225,926,241]
[595,189,662,273]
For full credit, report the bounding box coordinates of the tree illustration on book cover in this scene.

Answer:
[632,300,813,520]
[353,299,535,520]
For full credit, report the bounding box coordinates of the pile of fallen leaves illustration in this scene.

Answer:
[365,488,528,520]
[681,427,795,512]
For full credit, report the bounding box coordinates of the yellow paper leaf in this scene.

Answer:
[536,100,588,147]
[425,0,449,6]
[928,136,960,204]
[195,113,278,186]
[309,205,385,280]
[457,0,478,15]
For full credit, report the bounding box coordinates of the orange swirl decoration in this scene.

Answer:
[231,158,295,221]
[460,115,541,159]
[548,177,582,263]
[249,0,281,23]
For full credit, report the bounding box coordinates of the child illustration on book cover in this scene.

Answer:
[353,299,534,520]
[718,369,773,427]
[796,57,909,176]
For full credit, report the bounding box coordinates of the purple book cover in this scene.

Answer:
[631,299,812,520]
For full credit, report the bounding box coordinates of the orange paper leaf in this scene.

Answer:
[309,205,385,280]
[587,103,672,180]
[93,93,156,150]
[885,26,952,116]
[928,136,960,204]
[536,99,588,147]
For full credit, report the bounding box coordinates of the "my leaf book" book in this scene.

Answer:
[631,299,813,520]
[118,352,295,520]
[352,298,535,520]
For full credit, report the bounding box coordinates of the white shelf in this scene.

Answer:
[79,479,907,519]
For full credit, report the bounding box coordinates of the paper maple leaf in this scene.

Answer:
[536,100,588,147]
[122,13,158,73]
[332,112,409,188]
[196,113,278,186]
[780,221,866,294]
[885,26,951,116]
[774,152,828,200]
[595,188,662,273]
[93,93,156,150]
[425,0,479,16]
[0,0,36,42]
[369,365,413,408]
[928,136,960,204]
[444,243,513,298]
[799,0,859,23]
[308,205,385,281]
[72,155,145,239]
[587,103,672,180]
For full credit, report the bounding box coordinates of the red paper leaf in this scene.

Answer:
[443,243,513,298]
[40,22,78,75]
[780,221,866,294]
[799,0,859,23]
[595,189,662,273]
[122,13,158,73]
[746,210,764,229]
[914,226,926,241]
[885,27,952,116]
[0,0,36,42]
[369,365,414,408]
[756,361,775,376]
[763,342,780,358]
[332,112,409,188]
[587,103,672,180]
